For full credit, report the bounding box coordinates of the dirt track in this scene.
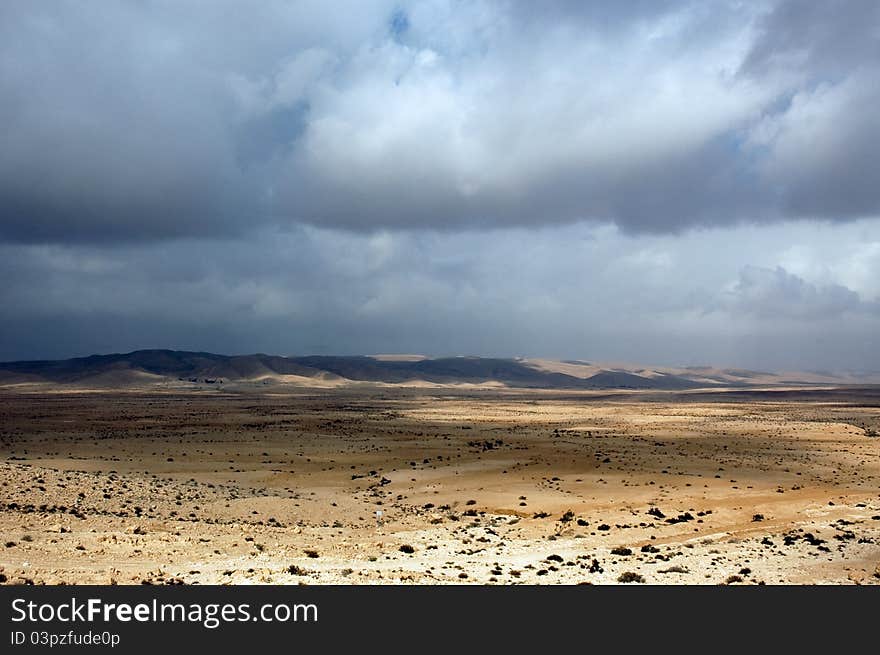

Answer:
[1,387,879,584]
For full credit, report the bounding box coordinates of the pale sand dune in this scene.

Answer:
[522,358,605,378]
[243,373,348,388]
[525,358,880,386]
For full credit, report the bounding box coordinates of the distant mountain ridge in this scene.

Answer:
[1,349,878,390]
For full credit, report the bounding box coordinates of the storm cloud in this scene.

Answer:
[2,219,878,369]
[2,0,879,241]
[1,1,878,368]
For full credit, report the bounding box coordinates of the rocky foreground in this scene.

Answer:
[1,387,879,584]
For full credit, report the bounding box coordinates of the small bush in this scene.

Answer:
[617,571,645,583]
[659,565,689,574]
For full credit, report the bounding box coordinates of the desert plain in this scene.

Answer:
[2,384,880,585]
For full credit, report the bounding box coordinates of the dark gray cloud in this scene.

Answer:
[748,72,880,220]
[741,0,880,78]
[723,265,869,319]
[0,0,396,242]
[738,0,880,221]
[1,0,879,243]
[2,2,879,370]
[1,221,879,369]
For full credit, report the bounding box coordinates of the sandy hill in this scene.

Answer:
[1,350,878,390]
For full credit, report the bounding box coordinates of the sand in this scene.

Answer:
[1,386,879,585]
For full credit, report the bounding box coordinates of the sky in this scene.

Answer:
[1,0,879,370]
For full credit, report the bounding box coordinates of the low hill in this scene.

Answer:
[1,350,878,390]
